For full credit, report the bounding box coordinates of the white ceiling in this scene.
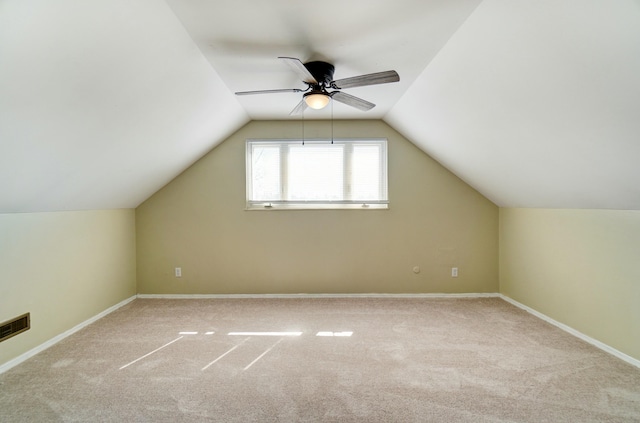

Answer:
[164,0,483,120]
[387,0,640,209]
[1,0,639,212]
[0,0,248,212]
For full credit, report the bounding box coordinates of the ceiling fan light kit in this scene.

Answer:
[235,57,399,115]
[304,92,330,109]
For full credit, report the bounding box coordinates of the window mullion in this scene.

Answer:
[280,144,289,200]
[343,143,353,201]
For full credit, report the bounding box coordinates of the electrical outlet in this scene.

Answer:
[451,267,458,278]
[175,267,182,278]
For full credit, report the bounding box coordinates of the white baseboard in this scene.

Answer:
[499,294,640,369]
[136,292,501,299]
[0,295,136,375]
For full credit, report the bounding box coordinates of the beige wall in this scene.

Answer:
[0,209,136,366]
[136,120,498,294]
[499,208,640,361]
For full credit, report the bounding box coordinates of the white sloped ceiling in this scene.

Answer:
[386,0,640,209]
[2,0,639,212]
[0,0,248,212]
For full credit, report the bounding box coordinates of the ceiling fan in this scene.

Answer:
[235,57,400,114]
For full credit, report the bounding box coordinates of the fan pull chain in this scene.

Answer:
[331,99,334,144]
[301,109,305,145]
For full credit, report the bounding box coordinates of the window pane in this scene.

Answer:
[351,145,382,201]
[288,144,344,201]
[251,145,281,201]
[246,139,388,209]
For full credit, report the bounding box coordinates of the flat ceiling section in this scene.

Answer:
[165,0,483,120]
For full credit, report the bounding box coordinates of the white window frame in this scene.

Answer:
[246,138,388,210]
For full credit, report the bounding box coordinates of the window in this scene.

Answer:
[246,139,388,210]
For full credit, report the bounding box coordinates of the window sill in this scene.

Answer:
[245,202,389,211]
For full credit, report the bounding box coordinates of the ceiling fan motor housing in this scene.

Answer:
[304,61,335,85]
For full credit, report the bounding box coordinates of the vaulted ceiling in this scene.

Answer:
[2,0,639,213]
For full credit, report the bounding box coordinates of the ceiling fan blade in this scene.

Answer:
[331,70,399,89]
[278,57,318,84]
[235,88,303,96]
[289,99,308,115]
[330,91,375,111]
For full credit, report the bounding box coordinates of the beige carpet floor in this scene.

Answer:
[0,297,639,422]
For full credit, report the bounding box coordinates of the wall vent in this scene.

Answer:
[0,313,30,343]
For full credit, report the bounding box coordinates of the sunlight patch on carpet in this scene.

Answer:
[316,331,353,337]
[228,331,302,336]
